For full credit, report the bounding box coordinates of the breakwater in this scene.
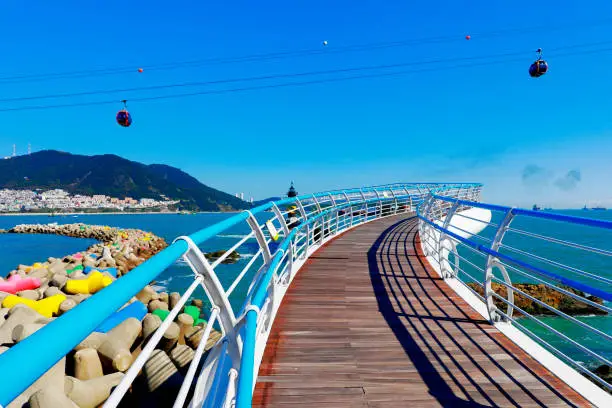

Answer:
[0,223,222,408]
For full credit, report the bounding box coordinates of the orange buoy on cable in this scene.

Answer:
[137,68,144,73]
[465,35,471,40]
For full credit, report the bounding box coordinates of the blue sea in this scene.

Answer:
[0,213,267,314]
[0,211,609,370]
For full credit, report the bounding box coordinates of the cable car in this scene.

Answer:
[116,100,132,127]
[529,48,548,78]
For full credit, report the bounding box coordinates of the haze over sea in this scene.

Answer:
[0,210,609,369]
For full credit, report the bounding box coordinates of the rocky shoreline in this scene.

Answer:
[0,223,223,408]
[467,282,607,317]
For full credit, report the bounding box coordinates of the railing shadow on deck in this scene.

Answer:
[367,217,581,408]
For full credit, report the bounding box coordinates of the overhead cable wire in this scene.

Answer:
[1,17,612,84]
[2,45,612,113]
[0,40,611,104]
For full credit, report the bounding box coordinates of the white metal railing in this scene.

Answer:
[418,194,612,407]
[0,182,479,408]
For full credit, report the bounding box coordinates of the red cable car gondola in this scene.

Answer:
[529,48,548,78]
[116,100,132,127]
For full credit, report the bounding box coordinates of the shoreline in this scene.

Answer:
[0,210,241,216]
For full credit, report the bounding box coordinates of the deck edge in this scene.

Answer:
[417,229,612,408]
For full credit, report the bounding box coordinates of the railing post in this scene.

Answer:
[246,211,272,264]
[484,209,515,323]
[312,194,322,214]
[328,193,340,233]
[403,186,412,212]
[438,200,460,278]
[388,188,397,214]
[359,189,367,222]
[173,236,237,335]
[294,198,310,254]
[373,189,383,218]
[271,202,289,236]
[343,192,354,226]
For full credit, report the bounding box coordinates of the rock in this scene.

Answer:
[158,322,179,353]
[148,299,168,313]
[59,299,77,315]
[0,305,45,345]
[74,348,103,380]
[205,249,240,264]
[176,313,194,345]
[66,293,90,304]
[158,292,169,303]
[185,326,204,349]
[6,357,65,408]
[48,262,66,275]
[593,364,611,384]
[75,332,106,351]
[190,298,203,308]
[467,283,609,316]
[82,257,96,268]
[17,289,41,300]
[64,373,123,408]
[143,349,180,392]
[12,322,45,342]
[50,274,68,288]
[206,331,223,350]
[29,268,50,280]
[136,285,157,304]
[44,286,62,297]
[97,317,141,372]
[0,307,8,325]
[142,313,162,341]
[169,344,195,369]
[29,387,79,408]
[169,292,180,310]
[101,246,112,260]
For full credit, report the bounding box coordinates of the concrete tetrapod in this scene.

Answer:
[64,373,124,408]
[97,317,142,372]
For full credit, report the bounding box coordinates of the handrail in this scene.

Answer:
[417,194,612,401]
[0,182,479,408]
[418,215,612,301]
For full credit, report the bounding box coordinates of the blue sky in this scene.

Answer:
[1,1,612,207]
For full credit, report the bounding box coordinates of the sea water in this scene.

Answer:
[0,211,609,369]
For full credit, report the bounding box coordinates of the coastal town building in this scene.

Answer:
[0,188,178,213]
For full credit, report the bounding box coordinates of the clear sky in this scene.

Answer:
[1,1,611,208]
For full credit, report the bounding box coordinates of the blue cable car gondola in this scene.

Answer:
[116,100,132,127]
[529,48,548,78]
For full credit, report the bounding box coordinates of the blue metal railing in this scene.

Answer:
[0,182,480,408]
[417,193,612,397]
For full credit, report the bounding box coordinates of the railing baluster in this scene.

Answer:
[246,211,272,264]
[484,209,515,322]
[271,202,289,236]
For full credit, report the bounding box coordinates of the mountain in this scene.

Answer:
[0,150,250,211]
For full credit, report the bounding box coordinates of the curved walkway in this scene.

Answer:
[253,215,589,407]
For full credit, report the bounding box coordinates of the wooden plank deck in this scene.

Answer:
[253,215,590,407]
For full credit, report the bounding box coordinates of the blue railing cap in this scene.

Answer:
[432,194,612,230]
[0,182,476,407]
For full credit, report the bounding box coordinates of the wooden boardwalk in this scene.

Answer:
[253,215,590,407]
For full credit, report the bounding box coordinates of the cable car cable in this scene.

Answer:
[2,45,612,113]
[1,17,612,84]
